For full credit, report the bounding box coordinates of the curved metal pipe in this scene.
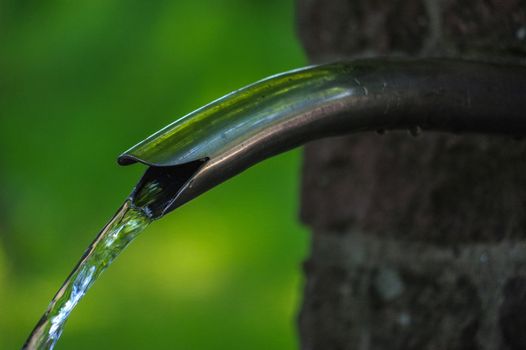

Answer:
[119,58,526,219]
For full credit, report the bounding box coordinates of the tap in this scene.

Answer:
[118,58,526,219]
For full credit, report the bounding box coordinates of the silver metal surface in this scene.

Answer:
[119,59,526,218]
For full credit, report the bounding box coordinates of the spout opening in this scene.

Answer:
[129,158,208,219]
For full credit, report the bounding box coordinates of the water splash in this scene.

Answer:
[22,200,152,350]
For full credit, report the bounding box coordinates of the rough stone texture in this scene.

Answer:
[301,232,526,350]
[297,0,526,63]
[296,0,526,349]
[301,134,526,245]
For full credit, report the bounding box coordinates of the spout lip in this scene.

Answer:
[117,154,140,166]
[117,153,161,167]
[117,150,204,168]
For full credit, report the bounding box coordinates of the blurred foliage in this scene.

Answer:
[0,0,307,348]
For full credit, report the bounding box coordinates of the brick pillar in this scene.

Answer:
[296,1,526,349]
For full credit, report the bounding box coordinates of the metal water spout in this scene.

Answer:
[119,59,526,219]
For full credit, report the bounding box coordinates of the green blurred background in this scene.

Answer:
[0,0,308,348]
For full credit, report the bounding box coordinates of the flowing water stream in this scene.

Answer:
[22,177,165,350]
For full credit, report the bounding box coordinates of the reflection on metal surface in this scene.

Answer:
[119,59,526,218]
